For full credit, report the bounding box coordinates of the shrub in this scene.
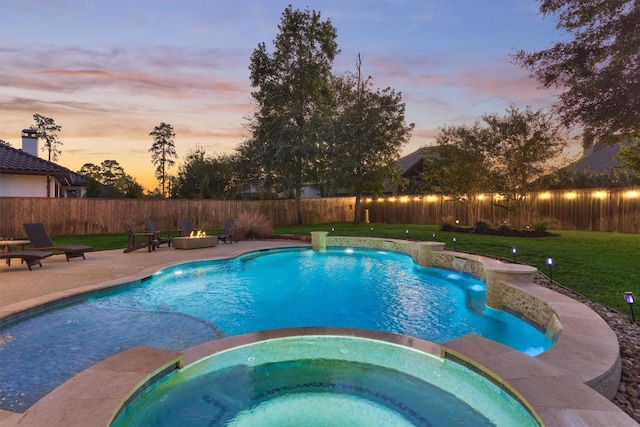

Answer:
[235,211,273,240]
[533,218,553,233]
[473,220,491,234]
[496,222,512,233]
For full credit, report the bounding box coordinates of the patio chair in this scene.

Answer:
[179,218,193,237]
[0,250,53,270]
[145,219,172,248]
[23,223,92,261]
[217,218,237,244]
[124,221,158,253]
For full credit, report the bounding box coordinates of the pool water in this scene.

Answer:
[0,247,554,412]
[112,336,540,426]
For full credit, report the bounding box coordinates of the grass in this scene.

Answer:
[52,223,640,315]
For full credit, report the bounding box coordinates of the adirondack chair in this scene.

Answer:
[124,221,158,253]
[217,218,237,244]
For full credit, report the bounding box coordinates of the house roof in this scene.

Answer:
[568,143,624,174]
[398,146,437,177]
[0,143,88,186]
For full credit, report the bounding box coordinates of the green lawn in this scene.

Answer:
[53,223,640,316]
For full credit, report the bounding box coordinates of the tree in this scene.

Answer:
[484,106,567,226]
[513,0,640,142]
[149,122,177,197]
[31,114,62,161]
[79,160,144,198]
[425,106,567,227]
[247,5,339,223]
[426,123,496,225]
[79,163,102,178]
[31,114,63,197]
[175,147,237,199]
[326,55,414,224]
[616,144,640,176]
[119,174,145,198]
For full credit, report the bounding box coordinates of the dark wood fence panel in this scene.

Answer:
[2,188,640,238]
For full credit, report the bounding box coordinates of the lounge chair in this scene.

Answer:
[23,223,92,261]
[124,221,158,253]
[0,250,53,270]
[179,218,193,237]
[145,219,172,248]
[217,218,237,244]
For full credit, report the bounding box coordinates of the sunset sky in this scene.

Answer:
[0,0,568,190]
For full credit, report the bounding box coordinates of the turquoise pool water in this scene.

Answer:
[0,247,554,412]
[112,336,540,426]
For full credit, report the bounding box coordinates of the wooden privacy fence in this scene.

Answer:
[1,187,640,237]
[362,188,640,234]
[0,197,356,238]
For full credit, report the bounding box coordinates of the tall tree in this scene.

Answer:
[426,123,496,225]
[247,5,339,223]
[31,113,62,197]
[149,122,177,197]
[484,105,567,226]
[327,55,414,224]
[31,114,62,161]
[513,0,640,142]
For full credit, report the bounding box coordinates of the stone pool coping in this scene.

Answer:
[0,238,635,426]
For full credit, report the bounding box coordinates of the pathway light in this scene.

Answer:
[546,257,554,283]
[625,292,635,322]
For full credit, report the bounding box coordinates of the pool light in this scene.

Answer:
[624,292,635,322]
[546,257,554,283]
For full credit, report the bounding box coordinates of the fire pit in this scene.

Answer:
[172,232,218,250]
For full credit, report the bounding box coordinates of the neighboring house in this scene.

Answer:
[0,129,88,197]
[398,147,428,180]
[567,142,625,174]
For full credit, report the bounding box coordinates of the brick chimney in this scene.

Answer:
[21,128,38,157]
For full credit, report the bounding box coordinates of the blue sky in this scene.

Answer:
[0,0,567,189]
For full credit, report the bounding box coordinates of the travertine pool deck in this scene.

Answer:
[0,239,636,426]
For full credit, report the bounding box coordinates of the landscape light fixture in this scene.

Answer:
[432,232,436,240]
[452,236,457,251]
[331,227,335,235]
[512,247,517,262]
[624,292,635,322]
[405,229,409,240]
[370,227,374,235]
[546,257,554,283]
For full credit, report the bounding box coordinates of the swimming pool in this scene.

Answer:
[0,247,554,412]
[112,335,541,426]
